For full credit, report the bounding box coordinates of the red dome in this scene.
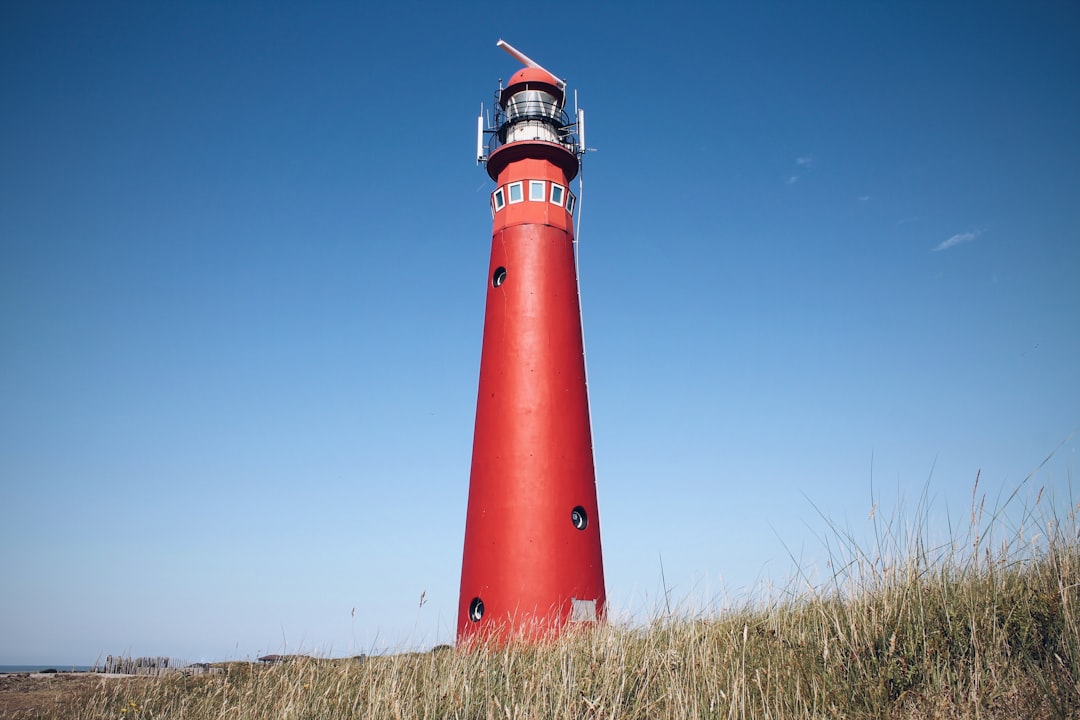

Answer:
[508,66,559,87]
[500,66,565,107]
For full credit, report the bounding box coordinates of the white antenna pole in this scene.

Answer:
[577,108,585,158]
[495,39,567,91]
[476,108,485,163]
[496,39,539,68]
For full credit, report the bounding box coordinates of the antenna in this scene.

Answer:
[577,108,585,158]
[496,39,567,91]
[476,105,485,163]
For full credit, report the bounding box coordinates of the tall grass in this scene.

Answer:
[47,480,1080,719]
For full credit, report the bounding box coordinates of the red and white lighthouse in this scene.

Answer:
[457,41,605,643]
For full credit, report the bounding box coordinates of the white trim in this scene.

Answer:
[550,183,565,207]
[507,181,524,204]
[493,187,506,212]
[566,191,576,215]
[529,180,546,201]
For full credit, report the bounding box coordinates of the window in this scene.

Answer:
[550,184,565,206]
[570,598,597,623]
[529,180,546,201]
[507,182,523,204]
[468,597,484,622]
[566,191,576,215]
[493,188,506,212]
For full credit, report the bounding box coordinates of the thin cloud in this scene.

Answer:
[786,154,813,184]
[932,229,983,252]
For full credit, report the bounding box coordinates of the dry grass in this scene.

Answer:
[28,481,1080,719]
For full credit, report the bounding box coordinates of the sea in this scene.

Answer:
[0,665,95,673]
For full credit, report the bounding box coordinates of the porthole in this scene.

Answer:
[492,266,507,288]
[571,506,588,530]
[468,597,485,622]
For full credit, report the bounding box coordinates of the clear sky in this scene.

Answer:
[2,1,1077,665]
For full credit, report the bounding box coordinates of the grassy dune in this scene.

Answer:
[43,484,1080,719]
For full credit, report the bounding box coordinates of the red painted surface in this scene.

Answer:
[499,68,564,107]
[458,61,605,644]
[506,66,560,88]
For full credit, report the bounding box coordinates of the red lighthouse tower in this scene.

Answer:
[457,41,605,643]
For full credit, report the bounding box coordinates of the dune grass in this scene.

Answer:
[43,480,1080,719]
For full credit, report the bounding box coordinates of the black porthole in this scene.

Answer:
[492,266,507,288]
[468,597,484,622]
[571,506,588,530]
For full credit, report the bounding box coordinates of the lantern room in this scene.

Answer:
[476,52,585,184]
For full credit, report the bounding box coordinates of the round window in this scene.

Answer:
[468,597,485,622]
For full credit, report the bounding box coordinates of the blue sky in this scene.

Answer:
[2,1,1077,664]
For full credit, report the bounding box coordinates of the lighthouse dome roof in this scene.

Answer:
[508,66,559,87]
[501,67,564,106]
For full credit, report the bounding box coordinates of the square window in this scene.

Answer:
[493,188,505,211]
[529,180,546,201]
[550,184,565,206]
[570,598,598,623]
[508,182,524,203]
[566,191,576,215]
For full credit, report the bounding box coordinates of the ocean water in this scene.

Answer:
[0,665,95,673]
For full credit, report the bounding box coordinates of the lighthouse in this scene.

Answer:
[457,41,606,643]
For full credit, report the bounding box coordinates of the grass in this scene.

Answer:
[32,479,1080,719]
